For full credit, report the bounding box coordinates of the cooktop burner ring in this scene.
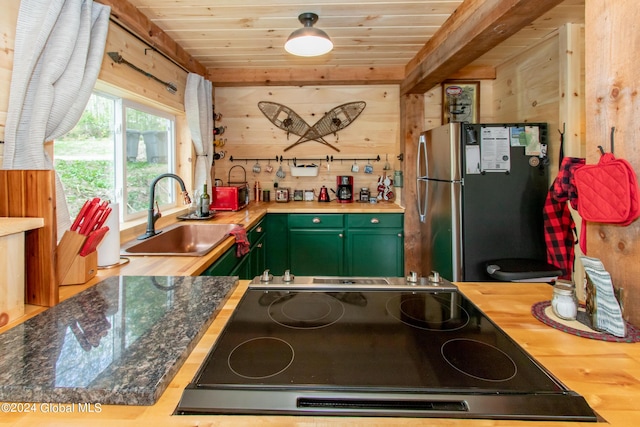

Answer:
[268,292,345,329]
[227,337,294,380]
[441,338,518,382]
[385,293,470,331]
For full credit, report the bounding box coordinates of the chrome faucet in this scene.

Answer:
[138,173,191,240]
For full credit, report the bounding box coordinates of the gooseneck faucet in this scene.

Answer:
[138,173,191,240]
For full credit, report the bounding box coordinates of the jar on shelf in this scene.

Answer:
[359,187,370,202]
[551,280,578,321]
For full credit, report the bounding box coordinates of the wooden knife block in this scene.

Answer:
[61,251,98,286]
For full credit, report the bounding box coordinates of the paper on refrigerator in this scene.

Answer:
[480,126,510,172]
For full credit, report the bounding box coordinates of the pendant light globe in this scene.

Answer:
[285,13,333,57]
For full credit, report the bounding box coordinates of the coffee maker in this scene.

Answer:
[336,176,354,203]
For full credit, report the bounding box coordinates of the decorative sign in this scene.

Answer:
[442,81,479,124]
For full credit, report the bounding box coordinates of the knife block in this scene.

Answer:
[61,251,98,286]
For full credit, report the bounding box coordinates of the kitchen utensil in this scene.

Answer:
[364,161,373,174]
[351,161,359,173]
[252,161,261,173]
[275,188,289,202]
[276,165,286,178]
[318,186,330,202]
[304,189,315,201]
[293,190,303,201]
[383,154,391,170]
[79,226,109,256]
[265,162,273,173]
[56,230,88,284]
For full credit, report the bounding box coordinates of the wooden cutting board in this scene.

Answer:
[0,170,58,307]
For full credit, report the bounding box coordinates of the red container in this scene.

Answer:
[210,184,249,211]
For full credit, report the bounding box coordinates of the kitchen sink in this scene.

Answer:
[121,223,239,256]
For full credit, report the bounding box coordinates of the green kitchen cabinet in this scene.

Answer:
[247,218,266,278]
[265,213,288,275]
[202,218,266,279]
[346,213,404,277]
[201,244,244,276]
[288,214,344,276]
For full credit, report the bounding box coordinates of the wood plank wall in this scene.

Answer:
[0,0,20,153]
[213,86,401,203]
[585,0,640,327]
[97,21,194,192]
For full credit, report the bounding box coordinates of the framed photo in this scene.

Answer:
[442,81,480,123]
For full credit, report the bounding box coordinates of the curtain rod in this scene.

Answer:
[107,52,177,94]
[108,17,191,75]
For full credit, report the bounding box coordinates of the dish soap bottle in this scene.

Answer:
[200,184,210,217]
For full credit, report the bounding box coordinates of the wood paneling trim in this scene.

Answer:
[585,0,640,328]
[401,0,566,95]
[96,0,206,76]
[207,66,405,87]
[0,170,58,307]
[400,93,424,275]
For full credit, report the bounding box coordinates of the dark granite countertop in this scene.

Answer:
[0,276,237,405]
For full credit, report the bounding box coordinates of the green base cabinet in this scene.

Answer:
[346,213,404,277]
[201,245,245,277]
[201,218,267,279]
[288,214,344,276]
[203,213,403,279]
[265,213,288,276]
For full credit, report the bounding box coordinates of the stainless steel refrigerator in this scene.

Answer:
[417,122,549,281]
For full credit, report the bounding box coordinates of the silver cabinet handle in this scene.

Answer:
[256,243,263,248]
[312,217,321,223]
[370,218,380,224]
[338,233,343,238]
[398,233,403,237]
[256,226,263,233]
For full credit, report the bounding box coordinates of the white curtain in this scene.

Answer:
[184,73,213,194]
[2,0,110,236]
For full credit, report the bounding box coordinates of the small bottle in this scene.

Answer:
[200,184,210,217]
[551,280,578,321]
[254,181,261,202]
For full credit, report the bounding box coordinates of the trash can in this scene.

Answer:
[142,130,168,163]
[126,130,141,162]
[485,258,563,283]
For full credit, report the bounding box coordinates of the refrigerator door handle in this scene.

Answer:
[417,135,428,223]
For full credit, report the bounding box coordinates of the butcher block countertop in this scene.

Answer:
[2,280,640,426]
[3,202,640,425]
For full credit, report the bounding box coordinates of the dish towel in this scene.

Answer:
[581,256,626,338]
[543,157,585,280]
[229,226,250,257]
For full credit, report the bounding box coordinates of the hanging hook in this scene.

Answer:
[610,126,616,153]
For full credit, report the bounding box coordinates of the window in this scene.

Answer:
[54,92,176,222]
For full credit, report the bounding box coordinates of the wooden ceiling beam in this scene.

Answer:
[97,0,206,76]
[206,66,405,87]
[401,0,565,95]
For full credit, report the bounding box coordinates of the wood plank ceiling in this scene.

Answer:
[104,0,585,93]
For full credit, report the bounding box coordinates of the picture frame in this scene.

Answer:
[442,81,480,124]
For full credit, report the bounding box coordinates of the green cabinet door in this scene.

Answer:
[250,233,267,278]
[201,245,240,276]
[289,228,344,276]
[265,213,289,275]
[288,214,344,276]
[346,228,404,276]
[346,213,404,277]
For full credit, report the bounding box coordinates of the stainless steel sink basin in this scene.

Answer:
[121,223,239,256]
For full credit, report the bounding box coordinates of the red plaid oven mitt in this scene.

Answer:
[574,151,640,253]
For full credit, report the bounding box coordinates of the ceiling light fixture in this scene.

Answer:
[284,13,333,57]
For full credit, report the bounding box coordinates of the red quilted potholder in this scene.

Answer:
[574,152,640,253]
[574,153,639,224]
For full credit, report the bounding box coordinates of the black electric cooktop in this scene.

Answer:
[176,276,597,421]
